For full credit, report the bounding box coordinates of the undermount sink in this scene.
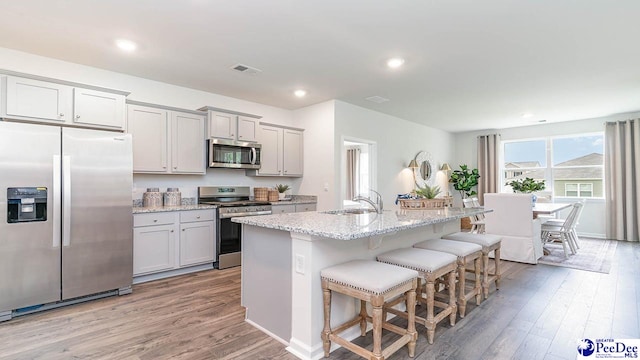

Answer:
[324,208,378,215]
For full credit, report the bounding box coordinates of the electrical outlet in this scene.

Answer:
[295,254,305,274]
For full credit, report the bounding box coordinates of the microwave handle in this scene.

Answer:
[250,147,257,165]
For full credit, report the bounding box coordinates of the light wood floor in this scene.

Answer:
[1,240,638,360]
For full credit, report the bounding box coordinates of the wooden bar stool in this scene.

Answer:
[442,232,502,299]
[413,238,483,318]
[377,247,458,344]
[320,260,419,360]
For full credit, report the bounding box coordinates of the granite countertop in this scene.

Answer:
[232,207,490,241]
[133,204,217,214]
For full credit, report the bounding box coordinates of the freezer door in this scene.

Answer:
[0,121,62,312]
[61,128,133,300]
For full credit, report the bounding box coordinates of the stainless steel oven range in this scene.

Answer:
[198,186,271,269]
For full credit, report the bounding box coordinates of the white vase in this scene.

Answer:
[278,192,286,200]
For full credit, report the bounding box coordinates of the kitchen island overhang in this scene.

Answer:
[234,207,490,360]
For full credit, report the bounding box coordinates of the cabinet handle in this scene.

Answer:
[284,170,288,173]
[59,113,64,117]
[171,230,174,233]
[239,135,243,138]
[182,229,185,232]
[196,216,200,219]
[153,219,158,222]
[230,133,234,137]
[173,167,177,169]
[75,115,81,119]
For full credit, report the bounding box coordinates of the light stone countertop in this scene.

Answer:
[133,204,217,214]
[270,195,317,205]
[232,207,489,241]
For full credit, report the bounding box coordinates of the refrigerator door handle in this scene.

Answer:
[53,155,61,248]
[62,155,71,247]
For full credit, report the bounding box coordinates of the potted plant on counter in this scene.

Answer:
[275,184,290,200]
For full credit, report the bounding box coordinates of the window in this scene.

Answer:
[565,183,593,197]
[502,133,604,198]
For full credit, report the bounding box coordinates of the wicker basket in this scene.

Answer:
[398,198,446,210]
[268,189,279,202]
[254,187,269,201]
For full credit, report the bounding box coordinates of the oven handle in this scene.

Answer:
[219,210,272,219]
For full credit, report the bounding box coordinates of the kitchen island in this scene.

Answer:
[233,207,488,360]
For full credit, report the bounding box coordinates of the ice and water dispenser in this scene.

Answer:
[7,187,47,223]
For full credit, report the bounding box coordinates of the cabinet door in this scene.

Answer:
[171,111,205,174]
[180,221,215,267]
[5,76,72,123]
[127,105,169,173]
[283,129,304,176]
[133,224,177,275]
[296,204,316,212]
[257,125,282,176]
[237,116,258,142]
[272,204,296,214]
[73,88,125,130]
[208,111,236,139]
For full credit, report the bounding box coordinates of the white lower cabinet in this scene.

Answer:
[271,203,316,214]
[133,209,216,277]
[133,224,176,275]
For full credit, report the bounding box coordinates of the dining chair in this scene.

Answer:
[463,197,485,234]
[541,200,584,256]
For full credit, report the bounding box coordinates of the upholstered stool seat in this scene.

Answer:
[377,248,458,344]
[413,239,483,317]
[321,260,419,360]
[441,232,502,299]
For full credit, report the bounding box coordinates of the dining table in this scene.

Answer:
[532,202,572,219]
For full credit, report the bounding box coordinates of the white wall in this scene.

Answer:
[334,101,455,210]
[452,111,640,238]
[0,47,304,200]
[295,101,336,211]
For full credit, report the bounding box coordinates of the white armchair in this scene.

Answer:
[484,193,543,264]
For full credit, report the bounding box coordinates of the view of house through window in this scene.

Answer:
[502,134,604,198]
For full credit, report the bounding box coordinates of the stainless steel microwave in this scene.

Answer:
[208,139,261,169]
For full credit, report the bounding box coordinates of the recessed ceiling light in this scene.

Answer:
[115,39,137,52]
[294,89,307,98]
[387,58,405,69]
[522,112,534,118]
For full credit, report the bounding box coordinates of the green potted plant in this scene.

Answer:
[506,177,545,203]
[449,165,480,199]
[415,184,441,199]
[275,184,290,200]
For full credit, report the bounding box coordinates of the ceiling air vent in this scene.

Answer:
[365,95,390,104]
[231,63,262,75]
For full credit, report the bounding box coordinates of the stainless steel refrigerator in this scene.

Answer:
[0,121,133,320]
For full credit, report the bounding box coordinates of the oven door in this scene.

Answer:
[209,139,261,169]
[218,217,242,269]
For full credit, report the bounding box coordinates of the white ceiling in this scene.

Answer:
[1,1,639,133]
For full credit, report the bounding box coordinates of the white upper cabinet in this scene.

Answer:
[4,76,72,122]
[1,74,128,130]
[127,102,205,175]
[73,88,125,129]
[237,116,258,142]
[249,123,303,177]
[208,111,236,140]
[200,107,261,143]
[171,112,205,174]
[128,105,169,173]
[283,128,304,177]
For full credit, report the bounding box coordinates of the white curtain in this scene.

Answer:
[346,147,360,200]
[477,134,500,205]
[605,119,640,241]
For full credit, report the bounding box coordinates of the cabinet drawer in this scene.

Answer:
[272,204,296,214]
[134,212,176,227]
[296,204,317,212]
[180,209,215,223]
